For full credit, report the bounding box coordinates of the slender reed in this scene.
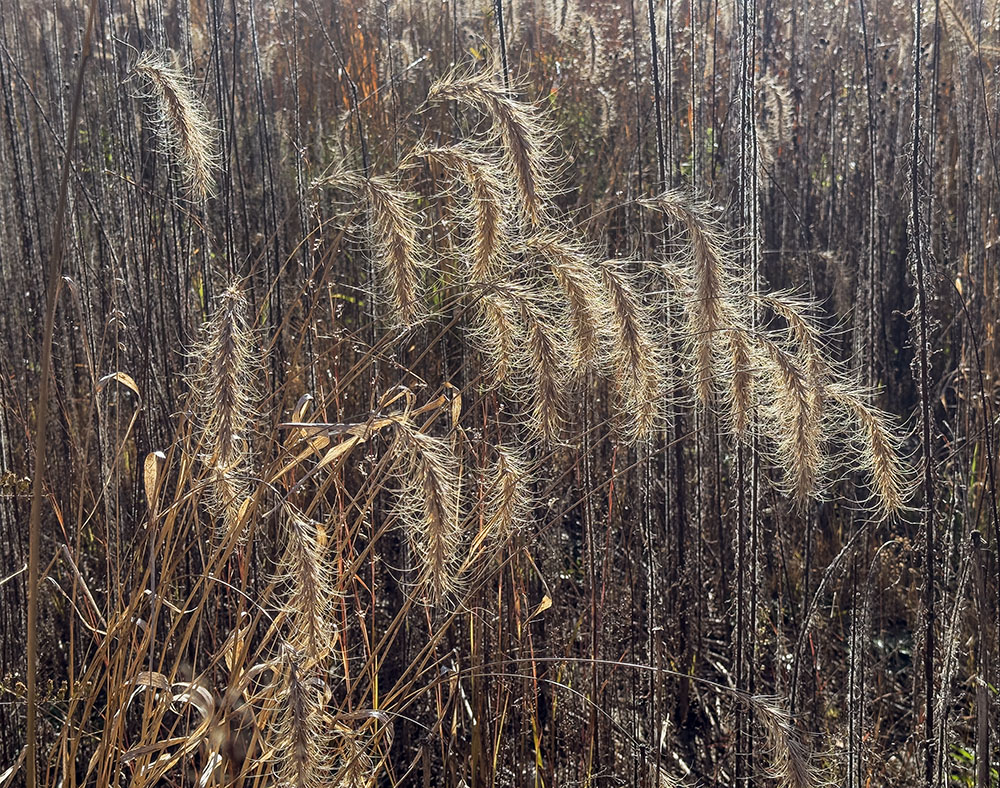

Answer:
[25,5,97,785]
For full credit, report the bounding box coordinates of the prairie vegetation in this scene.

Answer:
[0,1,997,787]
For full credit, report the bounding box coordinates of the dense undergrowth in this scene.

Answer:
[0,1,998,787]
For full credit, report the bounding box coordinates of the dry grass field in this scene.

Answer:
[0,1,998,787]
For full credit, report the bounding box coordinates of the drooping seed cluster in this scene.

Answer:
[132,51,219,198]
[644,190,909,515]
[150,56,910,788]
[310,64,908,515]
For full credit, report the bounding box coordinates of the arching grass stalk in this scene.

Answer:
[26,2,99,786]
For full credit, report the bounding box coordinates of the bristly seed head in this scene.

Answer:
[428,66,557,227]
[389,419,464,599]
[189,281,261,539]
[320,167,428,327]
[132,51,220,198]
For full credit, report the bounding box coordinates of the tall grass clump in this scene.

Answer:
[9,5,991,788]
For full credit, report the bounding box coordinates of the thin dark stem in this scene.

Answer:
[859,0,878,387]
[493,0,510,91]
[911,3,936,786]
[646,0,666,188]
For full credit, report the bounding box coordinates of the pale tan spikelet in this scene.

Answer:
[485,444,533,540]
[758,292,825,377]
[714,0,735,38]
[390,420,464,597]
[473,292,521,384]
[190,281,261,537]
[468,281,571,440]
[752,695,823,788]
[132,51,219,198]
[761,77,793,142]
[758,292,828,445]
[648,762,685,788]
[642,190,734,406]
[277,505,337,661]
[574,13,607,81]
[599,259,665,442]
[273,650,329,788]
[376,29,417,87]
[756,335,824,505]
[488,282,571,441]
[333,728,376,788]
[549,0,580,32]
[209,472,249,540]
[941,0,1000,55]
[323,168,426,326]
[582,15,604,71]
[525,234,607,371]
[757,76,794,170]
[413,145,512,282]
[522,299,569,440]
[596,87,616,139]
[828,384,910,517]
[428,68,555,225]
[465,157,511,283]
[363,175,425,325]
[655,257,690,291]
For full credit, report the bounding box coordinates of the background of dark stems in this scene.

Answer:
[1,0,998,786]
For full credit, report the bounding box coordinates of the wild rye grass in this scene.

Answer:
[1,2,998,788]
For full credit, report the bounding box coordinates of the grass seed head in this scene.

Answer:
[133,51,219,198]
